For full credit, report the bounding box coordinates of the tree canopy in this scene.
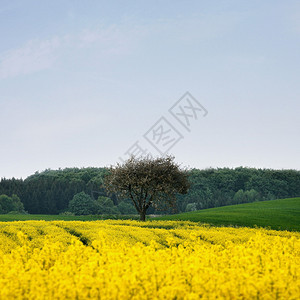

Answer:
[68,192,98,215]
[0,194,25,214]
[103,156,190,220]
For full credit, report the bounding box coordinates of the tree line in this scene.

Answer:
[0,166,299,215]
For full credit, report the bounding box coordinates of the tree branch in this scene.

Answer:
[129,184,140,212]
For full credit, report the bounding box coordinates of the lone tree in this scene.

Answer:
[103,156,190,221]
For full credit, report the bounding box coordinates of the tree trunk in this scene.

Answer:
[139,211,146,221]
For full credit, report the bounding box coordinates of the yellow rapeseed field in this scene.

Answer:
[0,220,298,299]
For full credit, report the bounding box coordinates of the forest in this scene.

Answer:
[0,167,299,215]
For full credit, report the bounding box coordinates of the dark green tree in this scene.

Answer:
[0,195,15,213]
[68,192,98,215]
[185,202,197,212]
[96,196,120,214]
[0,194,25,213]
[11,194,25,213]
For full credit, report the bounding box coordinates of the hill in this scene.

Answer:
[155,197,300,231]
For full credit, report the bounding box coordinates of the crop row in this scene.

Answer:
[0,220,299,299]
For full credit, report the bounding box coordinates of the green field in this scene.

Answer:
[1,198,299,231]
[156,197,300,231]
[0,214,139,222]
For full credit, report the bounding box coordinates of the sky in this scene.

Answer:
[0,0,299,179]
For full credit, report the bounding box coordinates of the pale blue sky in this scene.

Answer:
[0,0,299,179]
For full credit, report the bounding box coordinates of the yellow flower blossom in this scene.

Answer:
[0,220,298,299]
